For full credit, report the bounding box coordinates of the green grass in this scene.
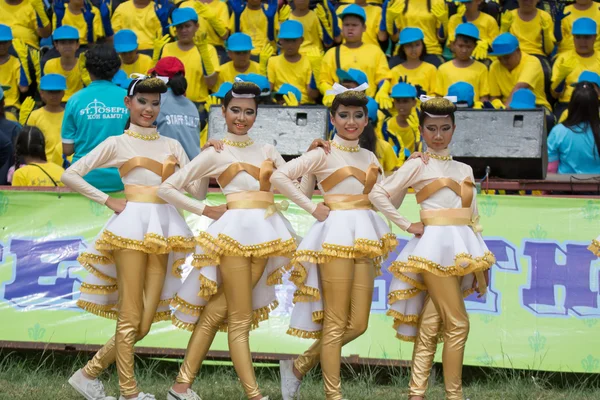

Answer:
[1,351,600,400]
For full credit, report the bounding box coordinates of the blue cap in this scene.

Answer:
[509,88,536,109]
[573,70,600,87]
[279,20,304,39]
[489,33,519,56]
[237,73,270,95]
[455,22,480,41]
[337,68,368,86]
[339,4,366,22]
[40,74,67,91]
[391,82,417,99]
[399,27,424,45]
[213,82,233,98]
[366,96,378,122]
[227,32,254,52]
[276,83,302,103]
[448,82,474,107]
[53,25,79,41]
[572,17,597,36]
[112,69,132,90]
[169,8,198,27]
[113,29,138,53]
[0,24,12,41]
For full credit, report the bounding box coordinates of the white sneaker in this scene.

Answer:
[167,388,202,400]
[280,360,301,400]
[68,369,117,400]
[119,393,155,400]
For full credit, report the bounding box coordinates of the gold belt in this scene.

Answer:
[324,194,374,210]
[226,191,287,218]
[124,185,166,204]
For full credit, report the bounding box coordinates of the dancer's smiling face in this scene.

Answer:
[124,92,161,127]
[222,98,258,135]
[330,104,368,141]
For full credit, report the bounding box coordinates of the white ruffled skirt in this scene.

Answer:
[387,224,495,342]
[590,236,600,256]
[77,202,196,322]
[171,208,298,332]
[287,209,397,339]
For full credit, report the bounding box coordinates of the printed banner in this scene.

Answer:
[0,190,599,373]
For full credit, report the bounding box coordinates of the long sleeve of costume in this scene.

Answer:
[369,159,423,231]
[158,148,220,215]
[61,137,119,204]
[270,148,326,214]
[171,140,209,201]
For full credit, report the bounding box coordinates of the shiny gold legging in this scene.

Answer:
[176,255,267,399]
[409,273,470,400]
[83,249,168,397]
[294,258,375,400]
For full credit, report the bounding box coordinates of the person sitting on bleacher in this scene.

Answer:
[43,26,84,103]
[229,0,279,61]
[448,81,480,109]
[379,82,420,159]
[111,0,164,54]
[178,0,230,63]
[215,33,263,88]
[557,0,600,56]
[52,0,111,48]
[508,87,537,109]
[337,0,384,48]
[389,27,437,96]
[0,0,51,49]
[114,29,155,77]
[551,18,600,120]
[558,70,600,123]
[0,25,27,122]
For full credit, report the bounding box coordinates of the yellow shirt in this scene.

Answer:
[376,138,402,172]
[52,6,104,45]
[112,1,162,51]
[389,61,437,95]
[230,7,279,56]
[12,162,65,187]
[215,60,261,88]
[180,0,229,48]
[26,108,65,166]
[448,11,499,45]
[0,0,39,48]
[161,42,220,103]
[379,116,418,154]
[43,58,83,102]
[489,53,551,110]
[558,4,600,55]
[508,9,555,56]
[394,0,444,55]
[290,11,323,54]
[120,53,155,77]
[552,51,600,103]
[337,4,381,47]
[267,54,313,104]
[0,55,22,109]
[320,43,390,97]
[435,60,489,100]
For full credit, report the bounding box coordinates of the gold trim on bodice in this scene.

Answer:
[119,155,179,204]
[415,177,475,208]
[319,163,381,194]
[217,160,274,191]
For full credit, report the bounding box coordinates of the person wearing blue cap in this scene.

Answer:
[337,68,368,89]
[268,20,318,105]
[501,0,555,58]
[557,0,600,56]
[228,0,279,58]
[111,0,163,53]
[114,29,154,77]
[161,7,220,117]
[448,81,477,108]
[0,0,51,49]
[52,0,109,47]
[199,81,233,147]
[44,25,84,102]
[389,28,437,96]
[320,4,391,106]
[508,87,537,109]
[337,0,383,47]
[20,74,67,166]
[488,33,551,111]
[274,82,302,105]
[0,24,27,122]
[384,0,448,67]
[289,0,334,54]
[380,82,421,158]
[559,70,600,123]
[435,23,490,102]
[215,33,262,89]
[237,73,273,103]
[178,0,230,62]
[363,96,402,173]
[551,17,600,120]
[446,0,499,62]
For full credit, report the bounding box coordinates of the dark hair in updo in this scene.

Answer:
[126,77,168,97]
[85,44,121,81]
[330,91,369,116]
[223,82,262,108]
[14,126,47,171]
[419,97,457,125]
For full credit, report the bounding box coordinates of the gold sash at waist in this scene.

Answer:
[420,208,472,226]
[324,194,374,210]
[124,185,166,204]
[226,191,288,218]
